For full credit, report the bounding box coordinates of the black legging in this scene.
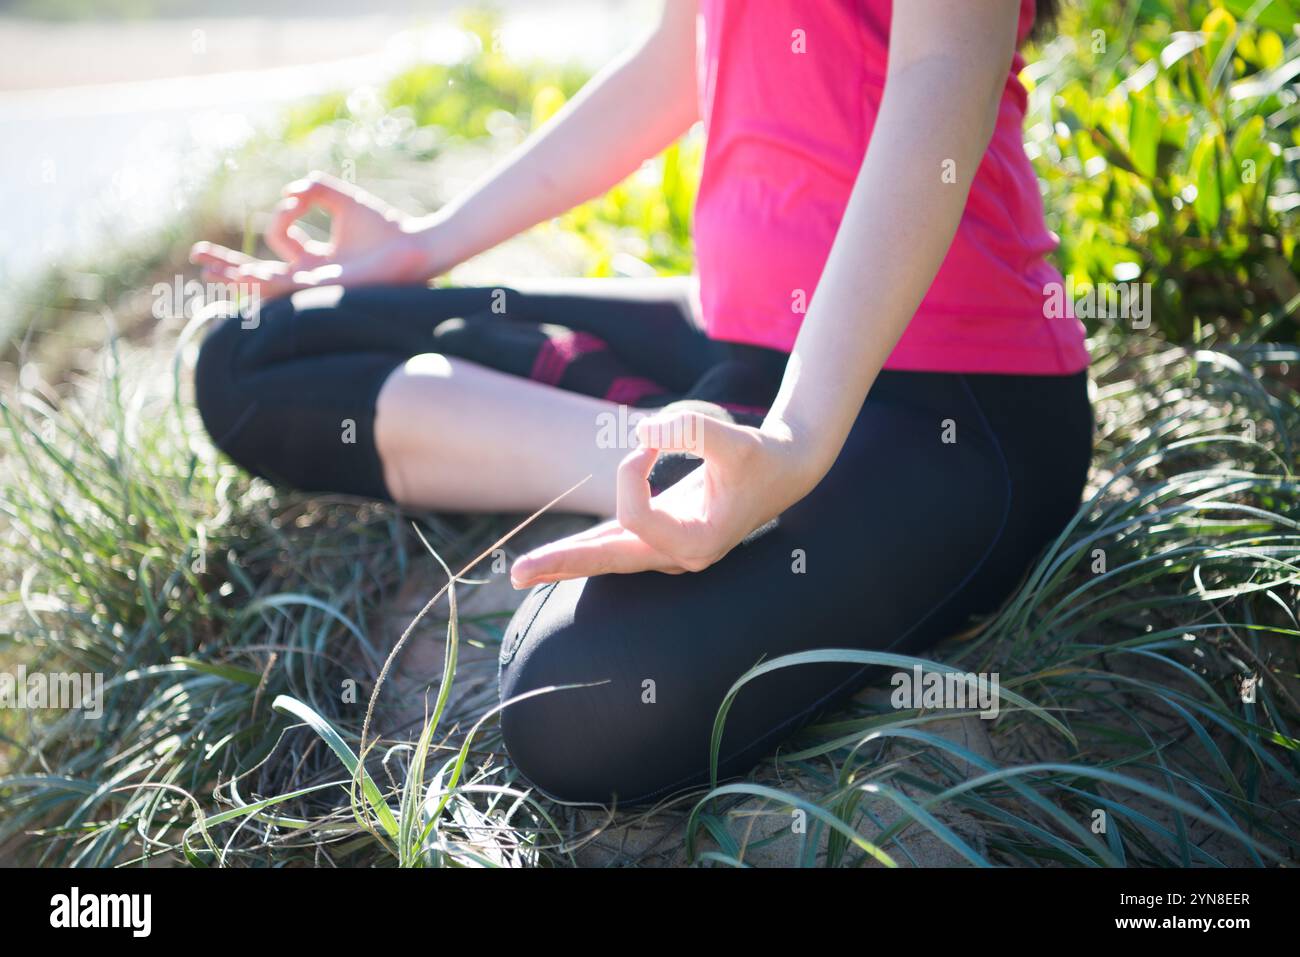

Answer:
[194,279,1093,805]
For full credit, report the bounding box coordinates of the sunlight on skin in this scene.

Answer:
[401,353,455,379]
[373,354,631,515]
[510,0,1021,587]
[187,2,1017,590]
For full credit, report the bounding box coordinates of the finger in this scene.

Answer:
[511,527,680,586]
[201,262,300,300]
[614,444,660,533]
[511,519,655,580]
[198,263,240,285]
[612,444,701,558]
[283,170,359,215]
[525,517,624,547]
[293,226,332,260]
[253,268,308,300]
[264,197,323,263]
[189,241,256,269]
[636,410,758,465]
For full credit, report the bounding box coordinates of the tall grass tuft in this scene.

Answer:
[3,1,1299,867]
[2,330,1296,866]
[681,336,1300,867]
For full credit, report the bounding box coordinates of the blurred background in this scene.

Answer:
[2,1,1299,869]
[2,0,1297,367]
[0,0,654,344]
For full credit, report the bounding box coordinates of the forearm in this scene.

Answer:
[509,1,1026,587]
[414,2,699,273]
[764,50,1009,489]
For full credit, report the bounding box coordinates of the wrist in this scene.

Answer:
[402,208,470,279]
[758,415,833,505]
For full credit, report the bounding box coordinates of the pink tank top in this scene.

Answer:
[694,0,1090,375]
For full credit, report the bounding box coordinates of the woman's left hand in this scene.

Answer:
[510,411,819,587]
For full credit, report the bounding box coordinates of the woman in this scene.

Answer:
[192,0,1092,805]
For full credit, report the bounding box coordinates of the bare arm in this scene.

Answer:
[192,1,700,296]
[512,0,1024,585]
[415,0,701,273]
[764,0,1019,476]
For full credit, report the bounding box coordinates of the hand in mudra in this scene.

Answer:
[510,410,814,586]
[190,171,434,300]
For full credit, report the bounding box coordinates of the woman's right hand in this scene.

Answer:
[190,171,449,300]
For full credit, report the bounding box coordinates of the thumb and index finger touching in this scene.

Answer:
[189,172,356,293]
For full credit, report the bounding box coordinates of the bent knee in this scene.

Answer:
[371,354,456,504]
[193,307,250,452]
[497,583,613,802]
[192,297,290,466]
[497,580,702,805]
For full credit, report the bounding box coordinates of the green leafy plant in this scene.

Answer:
[3,3,1298,868]
[1026,0,1300,344]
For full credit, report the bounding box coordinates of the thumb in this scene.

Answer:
[265,197,329,264]
[283,171,359,216]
